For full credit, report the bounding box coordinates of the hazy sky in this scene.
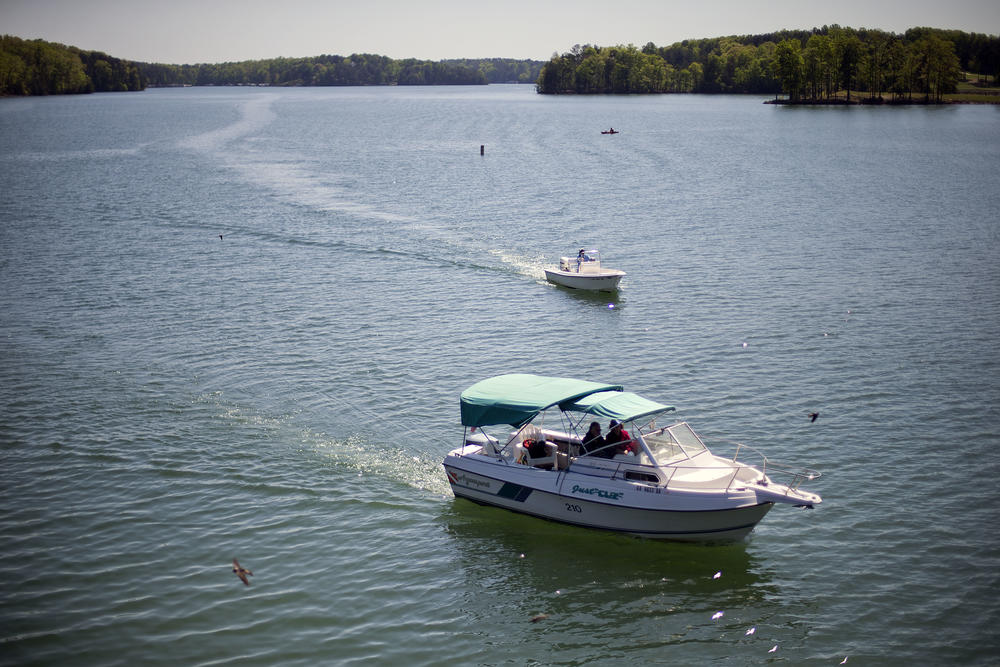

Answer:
[3,0,998,64]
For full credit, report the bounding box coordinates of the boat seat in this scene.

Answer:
[522,441,557,469]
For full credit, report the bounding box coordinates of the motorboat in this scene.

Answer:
[544,249,625,292]
[443,374,822,541]
[601,128,619,134]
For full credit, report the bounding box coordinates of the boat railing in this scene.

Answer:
[708,439,822,492]
[591,439,820,493]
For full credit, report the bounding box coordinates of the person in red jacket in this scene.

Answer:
[605,420,634,455]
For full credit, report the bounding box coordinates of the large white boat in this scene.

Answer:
[544,249,625,291]
[443,374,821,541]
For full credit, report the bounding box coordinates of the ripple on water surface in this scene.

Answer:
[2,87,999,666]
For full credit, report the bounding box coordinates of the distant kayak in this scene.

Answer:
[601,129,619,134]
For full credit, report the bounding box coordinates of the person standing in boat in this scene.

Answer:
[582,421,608,457]
[606,420,635,455]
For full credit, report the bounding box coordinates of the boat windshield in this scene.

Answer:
[641,422,708,461]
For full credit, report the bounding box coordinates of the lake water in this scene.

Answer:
[1,84,998,665]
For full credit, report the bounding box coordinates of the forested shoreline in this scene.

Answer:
[536,26,1000,102]
[3,27,998,101]
[0,35,541,96]
[1,35,146,94]
[138,55,540,87]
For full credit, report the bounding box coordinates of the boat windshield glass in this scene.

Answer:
[667,423,708,456]
[642,422,708,461]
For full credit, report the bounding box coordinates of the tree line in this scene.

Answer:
[1,35,146,95]
[138,54,541,87]
[536,26,999,100]
[1,35,543,96]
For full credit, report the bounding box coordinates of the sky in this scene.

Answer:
[2,0,998,64]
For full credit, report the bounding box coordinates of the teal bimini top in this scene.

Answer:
[460,374,623,427]
[562,390,675,422]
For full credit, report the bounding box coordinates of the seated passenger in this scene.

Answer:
[581,421,610,458]
[606,420,635,455]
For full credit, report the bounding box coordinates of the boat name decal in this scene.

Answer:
[451,472,491,489]
[571,484,623,501]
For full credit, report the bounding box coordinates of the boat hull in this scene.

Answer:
[444,451,774,541]
[544,268,624,292]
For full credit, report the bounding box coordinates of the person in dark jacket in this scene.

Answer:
[581,421,609,457]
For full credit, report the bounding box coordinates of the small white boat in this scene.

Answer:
[544,249,625,292]
[443,374,821,541]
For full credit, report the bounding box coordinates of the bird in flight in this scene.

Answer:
[232,558,253,586]
[809,412,819,422]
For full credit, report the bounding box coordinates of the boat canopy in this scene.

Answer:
[563,390,675,422]
[460,374,623,427]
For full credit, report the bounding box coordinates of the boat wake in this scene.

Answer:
[172,94,562,289]
[176,94,412,224]
[489,249,548,281]
[195,391,452,498]
[312,432,452,498]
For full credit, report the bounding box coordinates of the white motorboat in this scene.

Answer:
[544,249,625,292]
[443,374,821,541]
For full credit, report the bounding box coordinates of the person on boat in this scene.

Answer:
[581,421,609,458]
[606,420,635,455]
